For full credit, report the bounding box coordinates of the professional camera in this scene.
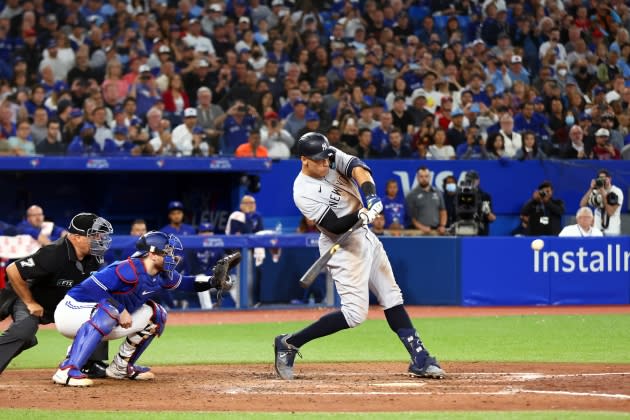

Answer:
[594,177,606,189]
[453,180,480,236]
[588,190,604,208]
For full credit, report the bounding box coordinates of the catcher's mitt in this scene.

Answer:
[210,251,241,292]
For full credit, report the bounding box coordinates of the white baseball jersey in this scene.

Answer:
[293,147,403,327]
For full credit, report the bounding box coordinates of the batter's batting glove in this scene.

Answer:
[365,194,383,214]
[358,208,379,225]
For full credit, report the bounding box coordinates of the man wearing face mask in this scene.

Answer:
[66,123,102,156]
[442,175,458,230]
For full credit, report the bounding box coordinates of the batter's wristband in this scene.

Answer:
[360,181,376,196]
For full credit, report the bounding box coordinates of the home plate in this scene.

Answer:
[370,382,427,387]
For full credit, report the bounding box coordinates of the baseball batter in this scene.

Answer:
[274,132,444,380]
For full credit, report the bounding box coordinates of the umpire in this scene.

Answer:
[0,213,113,376]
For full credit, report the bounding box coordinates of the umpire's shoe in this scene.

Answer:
[274,334,301,380]
[82,360,108,379]
[53,365,94,387]
[408,355,445,379]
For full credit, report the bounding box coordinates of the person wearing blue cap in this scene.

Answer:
[103,124,137,156]
[161,201,196,237]
[66,122,102,156]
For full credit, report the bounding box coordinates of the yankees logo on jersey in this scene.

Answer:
[293,147,364,226]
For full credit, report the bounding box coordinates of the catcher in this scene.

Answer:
[52,231,240,387]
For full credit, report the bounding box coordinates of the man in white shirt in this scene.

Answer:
[183,18,215,56]
[498,113,522,158]
[579,169,624,236]
[171,108,198,156]
[559,207,603,237]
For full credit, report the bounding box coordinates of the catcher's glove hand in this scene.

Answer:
[210,252,241,292]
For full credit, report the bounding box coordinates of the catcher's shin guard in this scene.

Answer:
[397,328,445,379]
[106,301,167,380]
[54,300,119,385]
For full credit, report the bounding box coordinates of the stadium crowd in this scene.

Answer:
[0,0,628,159]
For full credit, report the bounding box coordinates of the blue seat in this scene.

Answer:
[457,15,471,31]
[434,15,450,31]
[408,6,430,26]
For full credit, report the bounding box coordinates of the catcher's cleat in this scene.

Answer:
[408,355,445,379]
[52,366,94,387]
[274,334,301,380]
[106,363,155,380]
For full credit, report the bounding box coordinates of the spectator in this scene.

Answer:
[235,131,268,158]
[428,128,455,160]
[559,207,603,237]
[182,59,214,108]
[456,125,491,160]
[221,101,259,155]
[129,65,161,118]
[370,111,393,152]
[591,128,621,160]
[371,213,386,236]
[16,205,67,245]
[382,179,405,232]
[357,103,379,131]
[260,110,294,159]
[7,120,36,156]
[149,119,179,156]
[30,107,49,145]
[355,127,379,159]
[103,125,139,156]
[514,102,548,143]
[161,74,190,125]
[441,175,458,231]
[390,95,415,138]
[195,87,224,152]
[91,106,113,150]
[380,128,411,158]
[497,113,522,158]
[405,166,447,236]
[486,132,507,159]
[283,99,308,140]
[101,60,129,107]
[520,181,565,236]
[514,131,547,160]
[579,169,624,236]
[171,107,199,156]
[446,108,467,149]
[560,125,591,159]
[35,119,65,156]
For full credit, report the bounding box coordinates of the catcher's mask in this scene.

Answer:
[132,231,183,277]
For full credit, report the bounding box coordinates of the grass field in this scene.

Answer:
[3,313,630,418]
[7,314,630,369]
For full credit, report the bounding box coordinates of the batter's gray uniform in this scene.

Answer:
[274,131,444,381]
[293,147,403,327]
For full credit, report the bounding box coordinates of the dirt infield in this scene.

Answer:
[1,306,629,413]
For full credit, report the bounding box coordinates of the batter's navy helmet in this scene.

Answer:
[297,132,334,160]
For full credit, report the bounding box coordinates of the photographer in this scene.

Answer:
[456,125,492,160]
[260,111,295,158]
[579,169,624,235]
[520,181,565,236]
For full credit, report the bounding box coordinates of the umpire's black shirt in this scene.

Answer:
[9,237,100,324]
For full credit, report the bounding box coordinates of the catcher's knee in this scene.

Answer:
[341,304,369,328]
[146,300,167,336]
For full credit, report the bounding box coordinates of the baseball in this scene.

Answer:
[531,239,544,251]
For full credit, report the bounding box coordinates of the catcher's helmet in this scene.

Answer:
[297,132,335,160]
[132,231,183,275]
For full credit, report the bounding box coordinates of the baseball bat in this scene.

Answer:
[299,218,363,288]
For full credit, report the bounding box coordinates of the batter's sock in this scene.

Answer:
[287,310,349,348]
[384,304,414,332]
[385,305,428,360]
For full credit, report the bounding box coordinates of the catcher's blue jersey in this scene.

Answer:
[68,258,195,313]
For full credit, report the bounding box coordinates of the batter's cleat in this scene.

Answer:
[408,355,445,379]
[81,360,108,379]
[106,363,155,380]
[52,366,94,387]
[274,334,301,380]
